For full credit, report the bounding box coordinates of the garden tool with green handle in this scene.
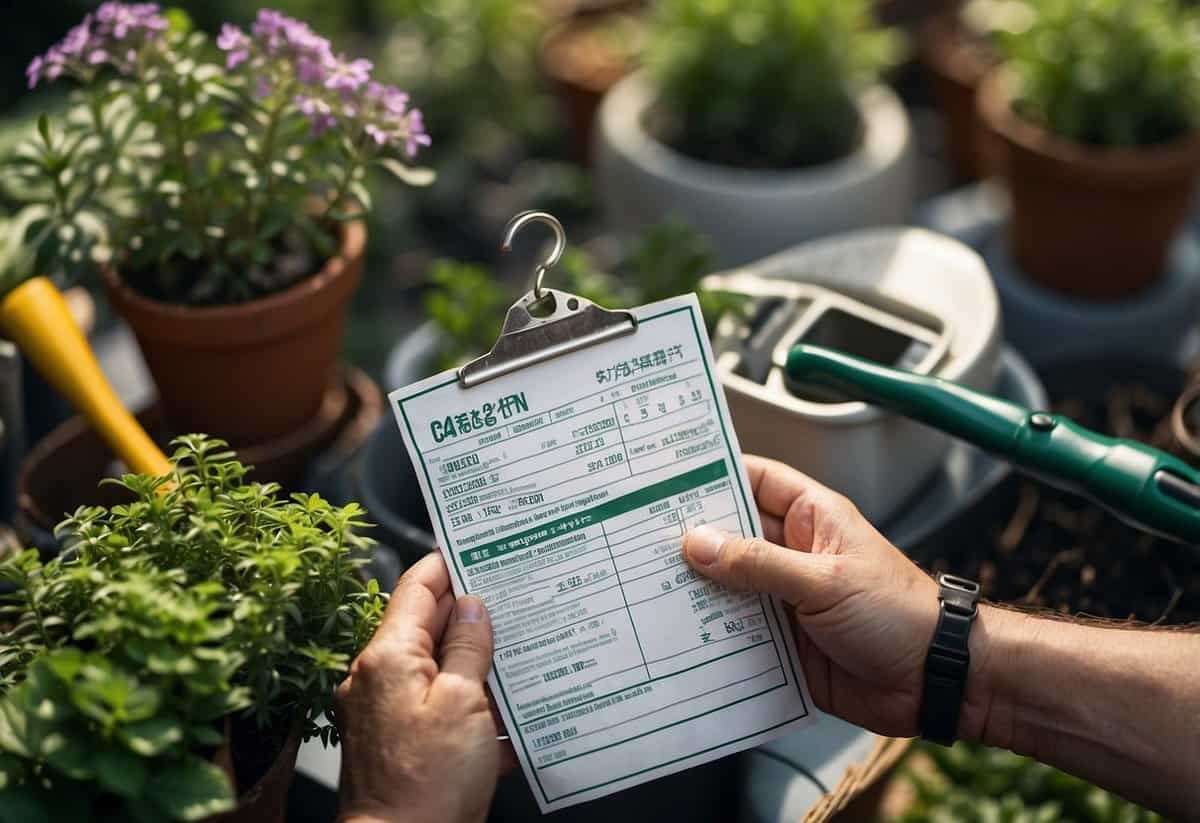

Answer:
[786,344,1200,544]
[0,276,171,477]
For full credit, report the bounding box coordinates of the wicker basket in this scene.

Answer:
[803,737,913,823]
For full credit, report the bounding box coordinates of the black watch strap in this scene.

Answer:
[918,573,981,746]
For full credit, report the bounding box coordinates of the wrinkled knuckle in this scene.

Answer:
[352,646,393,677]
[438,672,487,708]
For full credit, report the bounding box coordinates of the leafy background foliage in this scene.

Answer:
[423,218,745,371]
[0,436,386,822]
[900,743,1161,823]
[643,0,903,169]
[997,0,1200,147]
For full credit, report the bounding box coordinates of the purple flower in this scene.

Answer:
[322,53,371,93]
[364,123,388,146]
[255,75,274,100]
[25,56,42,89]
[295,55,325,85]
[295,95,335,135]
[405,109,431,157]
[59,22,92,57]
[26,3,167,86]
[251,9,289,52]
[95,3,167,38]
[283,18,331,63]
[217,23,250,70]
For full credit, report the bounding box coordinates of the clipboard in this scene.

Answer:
[457,211,638,388]
[390,210,814,813]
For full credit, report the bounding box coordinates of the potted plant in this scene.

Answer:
[541,5,644,164]
[7,4,431,447]
[918,0,1017,181]
[978,0,1200,299]
[0,435,386,821]
[594,0,913,267]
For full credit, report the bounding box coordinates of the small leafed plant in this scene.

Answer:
[996,0,1200,147]
[4,3,431,303]
[0,435,387,822]
[643,0,903,169]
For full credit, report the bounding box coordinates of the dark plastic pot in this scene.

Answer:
[351,418,436,570]
[210,726,302,823]
[16,367,381,552]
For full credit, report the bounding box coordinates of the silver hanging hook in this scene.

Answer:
[501,211,565,301]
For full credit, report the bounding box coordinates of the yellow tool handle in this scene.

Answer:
[0,277,171,477]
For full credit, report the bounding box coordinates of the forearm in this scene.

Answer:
[959,605,1200,819]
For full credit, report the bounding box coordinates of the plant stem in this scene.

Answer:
[247,81,293,240]
[322,142,367,223]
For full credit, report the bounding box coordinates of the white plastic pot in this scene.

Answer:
[594,71,917,267]
[706,228,1002,526]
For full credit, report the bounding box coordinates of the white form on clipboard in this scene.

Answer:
[389,213,814,813]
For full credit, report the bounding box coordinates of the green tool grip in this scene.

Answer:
[786,343,1200,544]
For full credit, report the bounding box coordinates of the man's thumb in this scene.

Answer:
[438,596,494,682]
[682,525,835,610]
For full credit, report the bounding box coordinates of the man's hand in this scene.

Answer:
[681,455,939,738]
[335,553,508,823]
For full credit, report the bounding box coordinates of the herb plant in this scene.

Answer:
[0,435,386,822]
[643,0,903,169]
[4,3,431,304]
[996,0,1200,147]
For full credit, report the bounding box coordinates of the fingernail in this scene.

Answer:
[454,596,484,623]
[686,526,724,565]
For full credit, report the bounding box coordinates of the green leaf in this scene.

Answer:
[147,756,235,822]
[189,724,224,747]
[42,733,93,780]
[164,8,193,37]
[36,116,50,149]
[119,716,184,756]
[0,698,30,758]
[376,157,436,186]
[94,745,149,798]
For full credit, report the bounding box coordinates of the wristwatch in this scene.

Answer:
[918,573,981,746]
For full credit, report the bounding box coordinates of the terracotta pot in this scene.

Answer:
[541,8,641,164]
[16,367,381,546]
[978,70,1200,299]
[918,11,997,181]
[209,725,302,823]
[103,220,366,447]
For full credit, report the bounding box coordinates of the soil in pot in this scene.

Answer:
[104,220,366,447]
[908,359,1200,624]
[542,10,642,164]
[978,72,1200,299]
[918,10,997,181]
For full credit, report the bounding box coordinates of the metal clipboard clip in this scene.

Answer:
[456,211,638,388]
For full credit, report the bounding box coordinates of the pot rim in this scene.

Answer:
[103,218,366,347]
[540,11,639,93]
[1172,382,1200,459]
[918,12,997,86]
[597,70,911,196]
[977,68,1200,181]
